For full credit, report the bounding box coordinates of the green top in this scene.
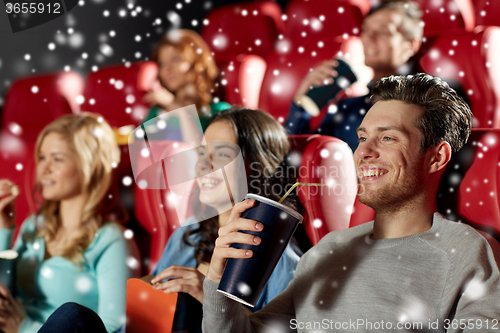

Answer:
[0,216,130,333]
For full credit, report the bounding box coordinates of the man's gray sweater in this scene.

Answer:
[203,213,500,332]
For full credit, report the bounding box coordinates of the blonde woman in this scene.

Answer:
[142,29,231,145]
[0,113,130,333]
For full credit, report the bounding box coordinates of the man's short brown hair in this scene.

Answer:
[371,73,472,153]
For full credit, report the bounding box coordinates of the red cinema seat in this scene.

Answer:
[81,61,157,132]
[218,54,267,108]
[289,135,358,245]
[349,196,375,227]
[415,0,475,36]
[131,140,197,272]
[418,26,500,128]
[437,129,500,238]
[201,1,284,63]
[0,72,83,151]
[473,0,500,27]
[283,0,367,42]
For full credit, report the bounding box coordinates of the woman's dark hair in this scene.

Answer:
[183,108,298,263]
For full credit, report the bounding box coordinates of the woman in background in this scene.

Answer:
[142,29,231,145]
[0,113,130,333]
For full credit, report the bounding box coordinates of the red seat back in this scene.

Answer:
[289,135,358,245]
[0,72,83,150]
[283,0,366,41]
[415,0,475,36]
[201,1,284,63]
[217,54,267,108]
[418,26,500,128]
[131,140,196,272]
[434,129,500,238]
[81,61,157,129]
[473,0,500,27]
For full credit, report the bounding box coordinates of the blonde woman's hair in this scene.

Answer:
[34,112,121,264]
[151,29,218,114]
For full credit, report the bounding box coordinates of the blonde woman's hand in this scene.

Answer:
[150,265,205,303]
[143,86,175,109]
[0,282,26,333]
[0,180,17,229]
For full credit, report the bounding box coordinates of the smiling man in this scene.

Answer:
[203,73,500,333]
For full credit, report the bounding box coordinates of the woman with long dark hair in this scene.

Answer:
[148,108,301,312]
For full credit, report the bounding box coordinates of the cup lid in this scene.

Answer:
[0,250,18,260]
[244,193,303,223]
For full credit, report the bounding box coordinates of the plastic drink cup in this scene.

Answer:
[0,250,18,297]
[217,193,303,307]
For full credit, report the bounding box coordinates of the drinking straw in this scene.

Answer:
[278,182,324,203]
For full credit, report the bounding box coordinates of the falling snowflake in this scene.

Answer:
[9,122,22,136]
[328,105,338,114]
[127,257,140,269]
[271,83,282,94]
[75,276,93,293]
[76,95,85,104]
[122,176,133,186]
[123,229,134,239]
[237,282,252,296]
[463,278,486,300]
[41,267,54,279]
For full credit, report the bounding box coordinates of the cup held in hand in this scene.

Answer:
[300,59,358,116]
[217,194,303,307]
[0,250,18,297]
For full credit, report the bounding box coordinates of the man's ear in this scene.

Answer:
[427,141,452,174]
[403,38,421,61]
[409,37,422,56]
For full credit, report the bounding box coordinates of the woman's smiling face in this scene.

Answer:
[196,121,243,213]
